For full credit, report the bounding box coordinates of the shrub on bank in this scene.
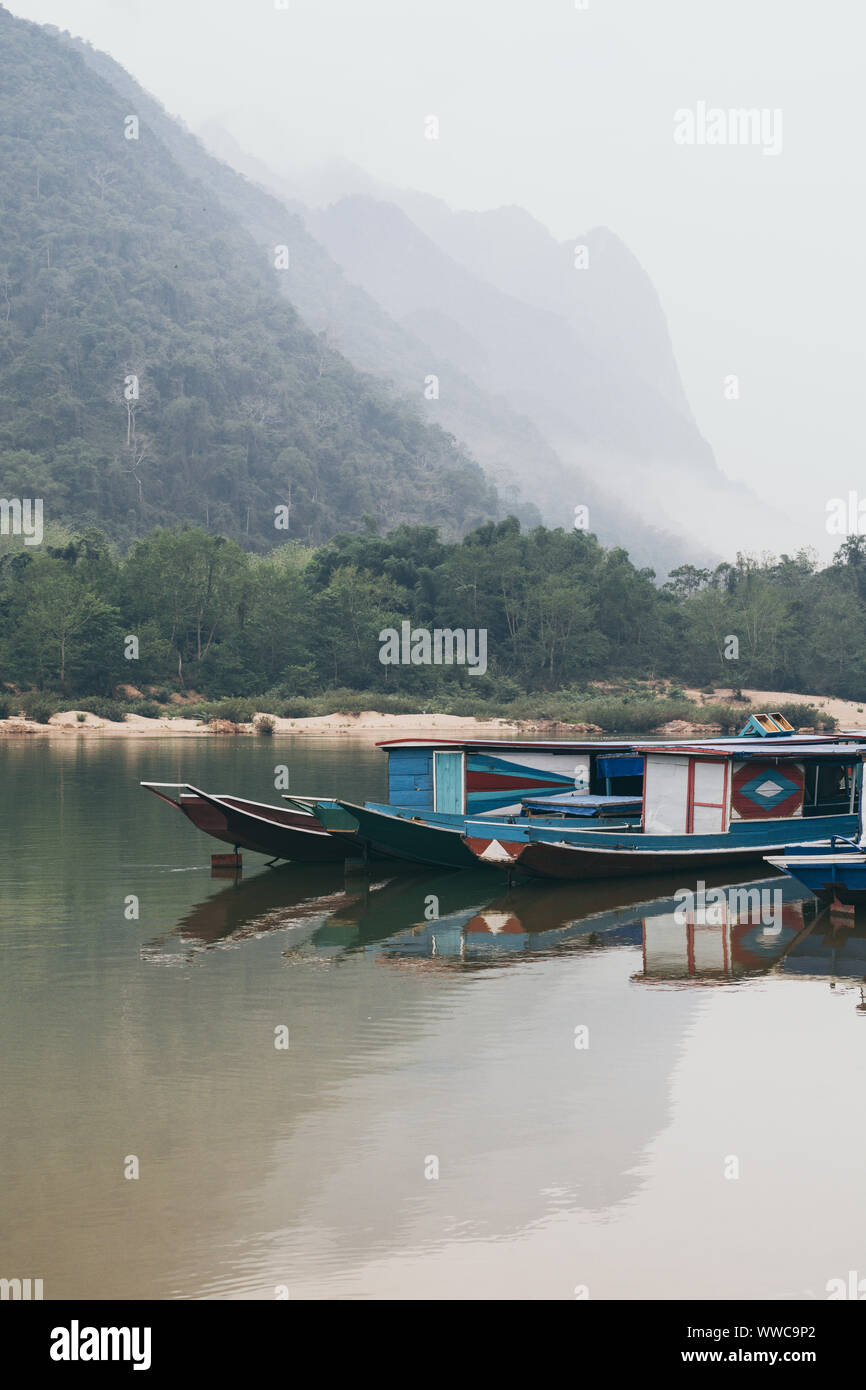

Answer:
[768,702,835,731]
[23,694,57,724]
[194,698,256,725]
[75,697,128,722]
[272,697,313,718]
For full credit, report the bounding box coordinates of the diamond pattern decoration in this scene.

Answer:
[754,778,787,800]
[731,760,804,820]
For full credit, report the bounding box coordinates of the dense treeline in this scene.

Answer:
[1,519,865,713]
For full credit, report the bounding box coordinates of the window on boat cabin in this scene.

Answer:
[803,760,854,815]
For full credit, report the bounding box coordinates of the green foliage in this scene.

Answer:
[23,693,56,723]
[196,698,256,725]
[0,8,498,550]
[75,696,127,722]
[0,517,856,720]
[271,697,314,718]
[0,694,13,719]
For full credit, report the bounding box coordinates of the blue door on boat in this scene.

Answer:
[434,752,464,813]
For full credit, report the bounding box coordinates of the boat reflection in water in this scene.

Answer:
[140,862,498,966]
[145,857,866,1008]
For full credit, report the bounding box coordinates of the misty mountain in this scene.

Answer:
[57,41,691,574]
[207,143,784,564]
[0,7,500,549]
[198,125,711,573]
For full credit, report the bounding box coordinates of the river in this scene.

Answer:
[1,735,864,1300]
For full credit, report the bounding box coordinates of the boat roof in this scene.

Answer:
[635,740,865,760]
[377,737,636,752]
[377,734,851,754]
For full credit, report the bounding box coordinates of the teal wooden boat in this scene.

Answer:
[313,736,646,866]
[314,799,637,869]
[462,740,865,880]
[318,730,861,872]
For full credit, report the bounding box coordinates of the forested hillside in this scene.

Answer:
[0,7,499,549]
[57,31,708,572]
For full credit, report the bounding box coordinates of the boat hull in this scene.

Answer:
[503,838,783,881]
[142,784,352,862]
[463,813,861,881]
[766,848,866,904]
[333,801,479,869]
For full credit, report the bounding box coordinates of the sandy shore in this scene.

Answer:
[0,709,532,738]
[683,687,866,731]
[1,687,862,737]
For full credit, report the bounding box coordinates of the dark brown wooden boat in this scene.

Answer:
[141,782,353,862]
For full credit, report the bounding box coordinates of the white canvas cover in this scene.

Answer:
[690,759,727,833]
[643,755,689,834]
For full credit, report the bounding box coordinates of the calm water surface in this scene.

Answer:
[2,735,865,1300]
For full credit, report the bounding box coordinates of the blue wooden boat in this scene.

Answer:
[765,757,866,902]
[764,844,866,904]
[461,740,866,880]
[318,736,651,866]
[318,731,861,872]
[142,723,860,869]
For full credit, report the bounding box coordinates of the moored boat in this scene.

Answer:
[764,844,866,904]
[141,783,352,862]
[141,724,859,869]
[320,736,658,866]
[461,739,865,880]
[765,752,866,903]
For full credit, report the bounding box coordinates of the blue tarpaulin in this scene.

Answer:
[521,792,643,817]
[596,755,644,778]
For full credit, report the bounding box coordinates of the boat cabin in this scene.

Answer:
[377,738,641,816]
[637,741,861,836]
[377,731,854,820]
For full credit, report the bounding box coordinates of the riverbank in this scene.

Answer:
[0,686,858,736]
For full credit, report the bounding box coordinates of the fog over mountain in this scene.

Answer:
[8,0,862,569]
[44,15,719,573]
[200,124,785,568]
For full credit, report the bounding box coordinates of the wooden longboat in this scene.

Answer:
[321,737,651,867]
[140,727,860,869]
[462,740,866,880]
[323,801,483,869]
[327,733,856,872]
[141,783,353,862]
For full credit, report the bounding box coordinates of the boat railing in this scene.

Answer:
[830,835,865,853]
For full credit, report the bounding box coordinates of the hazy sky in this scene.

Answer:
[8,0,865,555]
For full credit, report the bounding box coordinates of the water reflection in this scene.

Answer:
[147,858,866,1006]
[8,737,866,1299]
